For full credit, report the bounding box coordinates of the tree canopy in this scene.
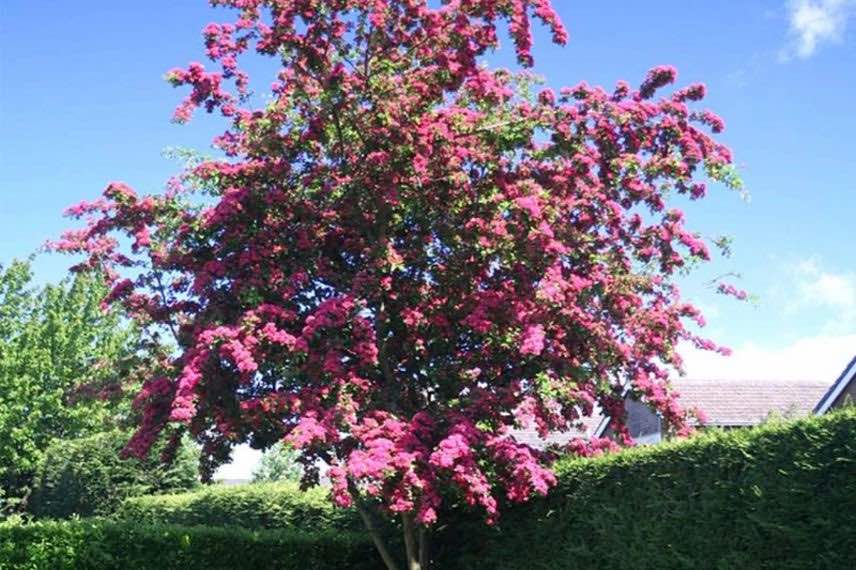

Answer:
[0,260,151,508]
[252,442,303,483]
[55,1,743,567]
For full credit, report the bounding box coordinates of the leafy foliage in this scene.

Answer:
[28,431,199,519]
[0,261,148,509]
[0,518,377,570]
[446,409,856,569]
[116,481,361,532]
[252,442,303,483]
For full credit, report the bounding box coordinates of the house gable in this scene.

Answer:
[814,355,856,414]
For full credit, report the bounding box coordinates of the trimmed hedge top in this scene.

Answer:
[0,518,377,570]
[108,409,856,569]
[116,481,361,532]
[450,408,856,569]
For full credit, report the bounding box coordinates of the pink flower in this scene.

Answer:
[639,65,678,99]
[515,195,543,218]
[717,282,749,301]
[519,324,546,356]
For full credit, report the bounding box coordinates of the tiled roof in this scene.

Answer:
[512,377,833,447]
[672,379,831,426]
[511,412,605,450]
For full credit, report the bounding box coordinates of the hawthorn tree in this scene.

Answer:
[55,1,743,568]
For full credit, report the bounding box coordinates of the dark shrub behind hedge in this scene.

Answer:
[29,431,199,519]
[447,408,856,569]
[116,481,361,532]
[0,519,378,570]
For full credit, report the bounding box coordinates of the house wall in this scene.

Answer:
[602,398,663,443]
[831,380,856,409]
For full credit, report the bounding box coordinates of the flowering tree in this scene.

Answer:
[55,1,742,568]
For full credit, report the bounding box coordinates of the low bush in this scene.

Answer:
[447,408,856,569]
[116,481,361,532]
[28,431,199,519]
[0,518,378,570]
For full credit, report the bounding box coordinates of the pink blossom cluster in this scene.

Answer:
[717,282,749,301]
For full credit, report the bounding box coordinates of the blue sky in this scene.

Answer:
[1,1,854,396]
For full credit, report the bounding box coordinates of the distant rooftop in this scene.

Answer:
[215,478,252,486]
[513,376,836,449]
[512,412,605,450]
[672,378,831,426]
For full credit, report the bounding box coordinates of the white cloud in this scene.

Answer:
[680,334,856,381]
[782,0,855,60]
[797,263,856,310]
[787,259,856,329]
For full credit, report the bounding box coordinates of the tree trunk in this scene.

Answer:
[357,501,401,570]
[419,525,429,569]
[402,513,423,570]
[353,493,431,570]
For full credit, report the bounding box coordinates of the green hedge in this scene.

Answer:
[0,519,378,570]
[116,481,361,532]
[108,410,855,569]
[449,408,856,569]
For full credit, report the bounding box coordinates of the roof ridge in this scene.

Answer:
[674,378,829,383]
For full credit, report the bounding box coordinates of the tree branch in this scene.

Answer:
[153,271,180,345]
[373,199,403,414]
